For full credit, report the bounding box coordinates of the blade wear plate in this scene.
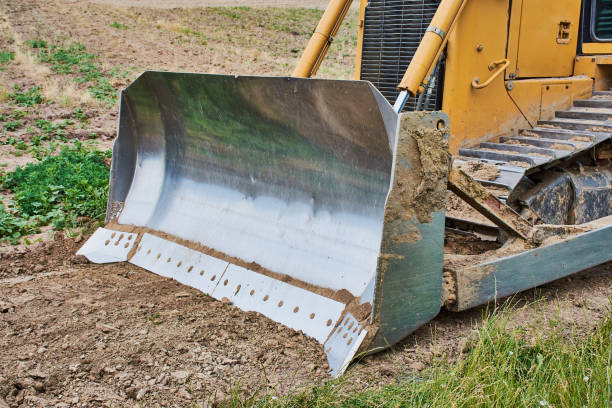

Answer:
[76,228,137,263]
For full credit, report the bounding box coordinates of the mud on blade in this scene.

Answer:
[78,72,449,376]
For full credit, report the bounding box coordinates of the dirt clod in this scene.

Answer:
[455,160,500,181]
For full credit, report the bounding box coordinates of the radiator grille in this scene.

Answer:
[360,0,442,111]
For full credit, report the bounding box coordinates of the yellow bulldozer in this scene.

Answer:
[77,0,611,376]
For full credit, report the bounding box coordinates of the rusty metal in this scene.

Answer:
[448,168,534,241]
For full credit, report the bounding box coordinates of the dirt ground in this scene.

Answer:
[1,234,609,407]
[87,0,345,9]
[0,0,610,407]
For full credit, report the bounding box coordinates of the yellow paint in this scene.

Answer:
[293,0,354,78]
[398,0,467,95]
[510,78,592,124]
[442,0,519,154]
[441,0,593,154]
[354,0,367,80]
[348,0,608,153]
[574,55,612,91]
[582,42,612,55]
[511,0,581,78]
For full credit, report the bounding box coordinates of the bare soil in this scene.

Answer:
[0,1,610,407]
[1,235,609,406]
[87,0,343,9]
[0,259,330,407]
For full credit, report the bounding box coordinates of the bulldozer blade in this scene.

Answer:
[78,72,450,376]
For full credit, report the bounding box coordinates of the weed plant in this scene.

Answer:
[32,41,118,105]
[9,85,45,107]
[0,142,110,242]
[0,50,14,70]
[110,22,129,29]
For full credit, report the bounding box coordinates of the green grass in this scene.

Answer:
[0,142,110,242]
[32,41,118,105]
[214,303,611,408]
[211,6,251,19]
[3,120,22,131]
[110,21,129,29]
[73,107,88,123]
[27,39,48,49]
[0,50,14,70]
[9,85,45,107]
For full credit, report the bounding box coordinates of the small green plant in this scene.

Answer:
[0,202,40,244]
[2,136,16,146]
[110,21,129,29]
[0,50,14,70]
[147,312,163,325]
[73,107,87,122]
[34,118,72,141]
[11,110,26,120]
[35,41,118,105]
[3,120,22,131]
[9,85,45,107]
[1,142,110,237]
[37,42,92,74]
[27,39,48,49]
[88,77,116,103]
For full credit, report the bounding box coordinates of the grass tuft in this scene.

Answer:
[27,39,48,49]
[110,21,129,29]
[33,41,118,105]
[214,303,612,407]
[9,85,45,107]
[0,50,14,71]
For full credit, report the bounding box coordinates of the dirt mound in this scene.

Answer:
[0,233,87,280]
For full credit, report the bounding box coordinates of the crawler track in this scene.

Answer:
[454,92,612,200]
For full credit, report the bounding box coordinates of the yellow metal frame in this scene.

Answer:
[574,54,612,91]
[354,0,367,80]
[582,42,612,55]
[293,0,354,78]
[441,0,593,154]
[398,0,467,96]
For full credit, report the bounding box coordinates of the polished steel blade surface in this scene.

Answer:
[110,72,397,297]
